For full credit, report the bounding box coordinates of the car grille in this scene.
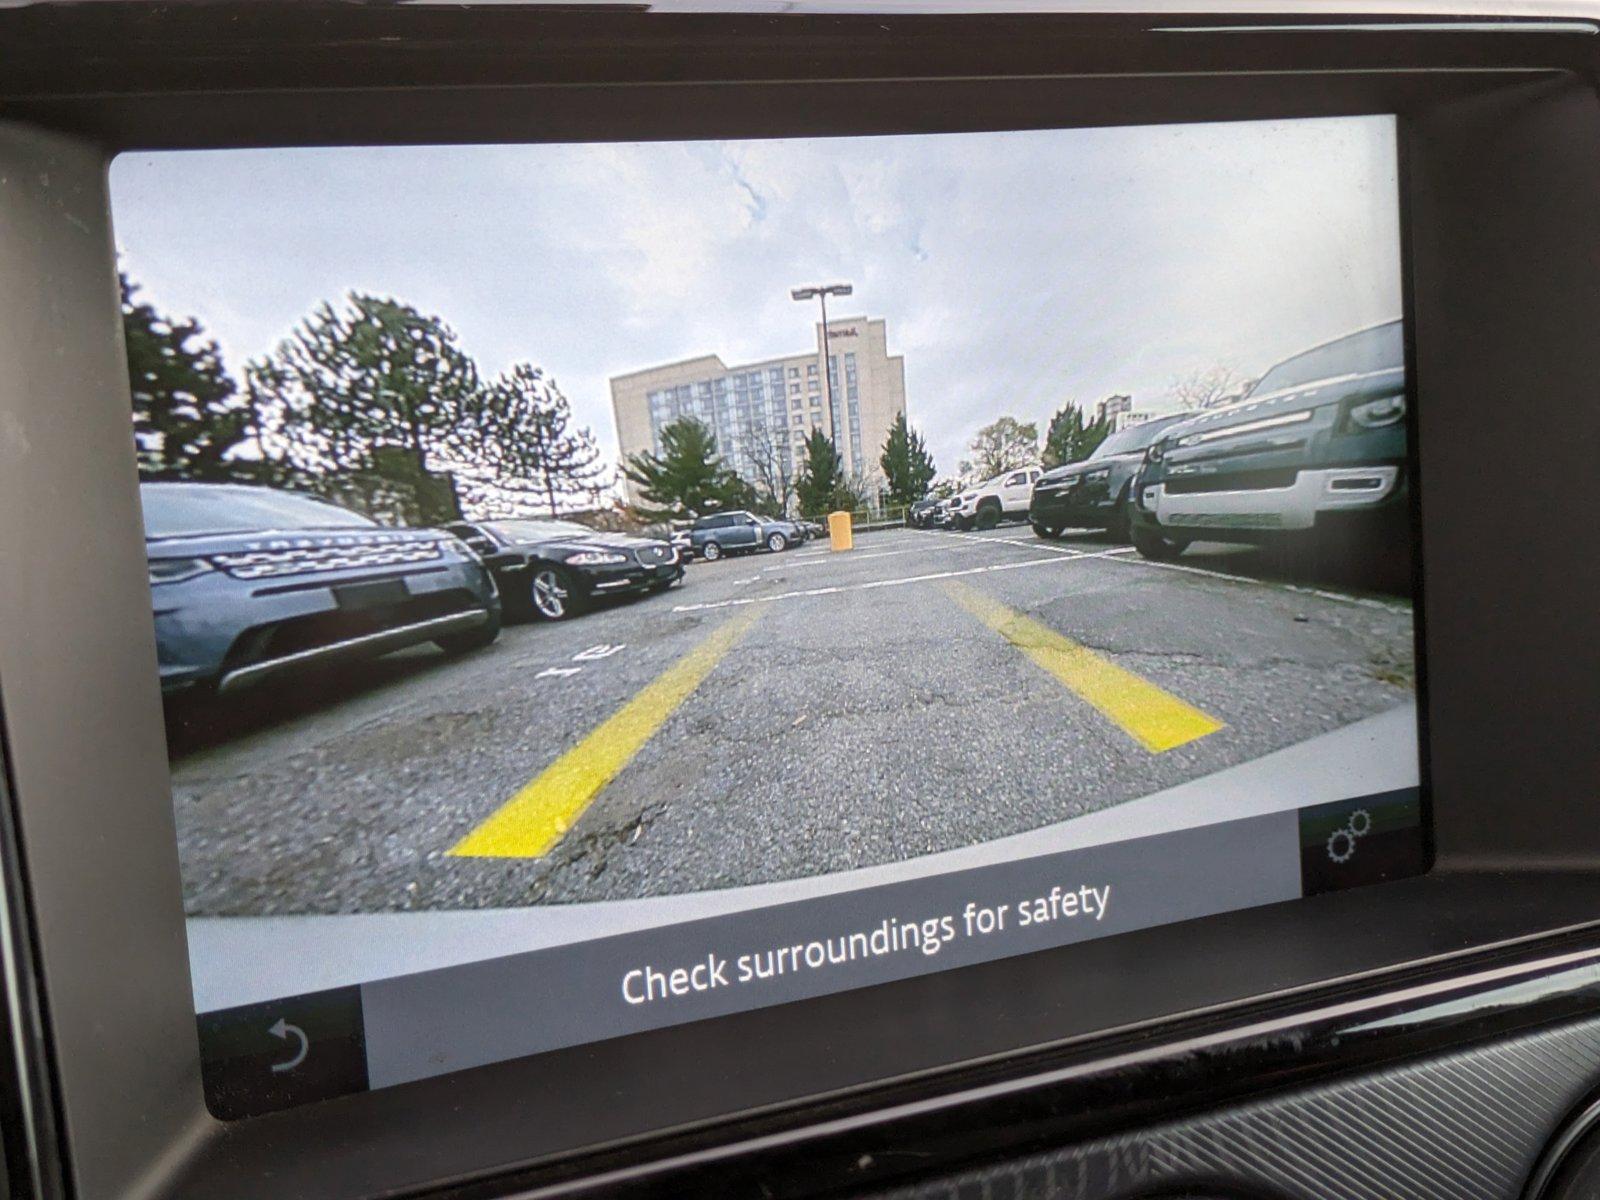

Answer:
[1165,468,1299,495]
[634,545,676,566]
[212,539,444,581]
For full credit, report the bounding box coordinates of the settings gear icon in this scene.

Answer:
[1326,809,1374,865]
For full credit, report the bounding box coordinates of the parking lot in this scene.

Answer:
[168,524,1416,916]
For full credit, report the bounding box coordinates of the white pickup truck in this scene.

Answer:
[947,466,1043,530]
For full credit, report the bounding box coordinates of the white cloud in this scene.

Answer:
[110,115,1400,478]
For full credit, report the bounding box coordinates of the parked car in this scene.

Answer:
[443,519,682,621]
[1131,320,1407,560]
[1029,414,1189,541]
[143,482,501,697]
[947,466,1043,530]
[794,519,827,542]
[929,497,960,529]
[687,511,803,560]
[907,496,942,528]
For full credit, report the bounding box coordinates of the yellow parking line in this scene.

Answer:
[944,581,1223,753]
[448,605,766,859]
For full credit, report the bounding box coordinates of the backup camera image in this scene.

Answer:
[113,115,1423,1109]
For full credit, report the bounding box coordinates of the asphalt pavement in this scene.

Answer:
[167,524,1418,915]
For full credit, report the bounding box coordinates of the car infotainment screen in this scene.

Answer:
[112,113,1426,1118]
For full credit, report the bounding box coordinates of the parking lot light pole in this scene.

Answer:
[790,282,853,457]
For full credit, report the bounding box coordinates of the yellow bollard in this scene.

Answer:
[827,510,854,552]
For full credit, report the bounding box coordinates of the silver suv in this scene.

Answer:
[687,511,804,560]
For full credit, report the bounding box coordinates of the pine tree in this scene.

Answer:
[622,417,748,522]
[879,413,937,507]
[1042,402,1112,468]
[253,293,480,484]
[795,430,849,518]
[122,273,253,481]
[459,364,608,517]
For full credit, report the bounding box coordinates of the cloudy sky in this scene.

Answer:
[110,114,1402,478]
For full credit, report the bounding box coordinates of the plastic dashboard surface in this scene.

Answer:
[0,7,1599,1200]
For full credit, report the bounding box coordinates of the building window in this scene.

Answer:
[788,366,799,377]
[791,396,803,410]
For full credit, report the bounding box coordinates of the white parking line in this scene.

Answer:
[671,546,1132,613]
[763,539,1004,570]
[909,528,1411,612]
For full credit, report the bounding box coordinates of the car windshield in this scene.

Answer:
[485,520,597,543]
[1248,320,1403,398]
[1091,416,1184,459]
[142,484,376,539]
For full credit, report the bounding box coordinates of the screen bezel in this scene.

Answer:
[3,11,1600,1199]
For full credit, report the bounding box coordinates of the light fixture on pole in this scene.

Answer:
[790,282,853,453]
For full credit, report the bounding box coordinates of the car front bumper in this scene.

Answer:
[1143,465,1404,534]
[153,557,499,695]
[569,558,683,598]
[1029,491,1118,529]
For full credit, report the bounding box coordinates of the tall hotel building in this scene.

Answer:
[610,316,907,507]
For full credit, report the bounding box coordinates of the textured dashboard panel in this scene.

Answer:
[874,1015,1600,1200]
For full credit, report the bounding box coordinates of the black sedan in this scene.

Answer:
[444,519,683,621]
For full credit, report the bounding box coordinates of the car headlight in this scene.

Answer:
[1345,395,1407,430]
[1145,441,1166,465]
[1085,468,1111,482]
[565,550,629,566]
[148,558,214,586]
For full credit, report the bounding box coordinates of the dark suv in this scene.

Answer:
[687,511,803,561]
[1131,320,1407,560]
[1029,413,1189,541]
[143,482,501,696]
[907,496,942,528]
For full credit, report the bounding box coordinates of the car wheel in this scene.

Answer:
[1132,525,1189,561]
[436,607,503,654]
[766,531,789,552]
[974,504,1001,531]
[1031,521,1062,540]
[530,566,582,620]
[702,541,723,561]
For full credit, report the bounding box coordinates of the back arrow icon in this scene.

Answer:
[268,1019,308,1073]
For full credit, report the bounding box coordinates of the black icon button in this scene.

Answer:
[1299,788,1426,898]
[198,986,367,1119]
